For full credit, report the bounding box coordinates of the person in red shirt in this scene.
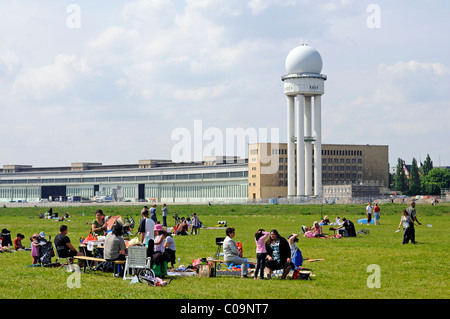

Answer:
[374,203,381,225]
[14,233,26,250]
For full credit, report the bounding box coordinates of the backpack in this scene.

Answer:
[293,248,303,267]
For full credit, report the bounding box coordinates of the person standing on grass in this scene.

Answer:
[406,201,421,244]
[190,213,199,235]
[366,202,373,225]
[162,204,168,227]
[223,227,249,278]
[254,229,269,280]
[150,204,158,223]
[373,203,381,225]
[31,234,40,264]
[398,210,415,244]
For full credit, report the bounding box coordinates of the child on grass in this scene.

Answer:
[31,234,40,264]
[254,229,269,280]
[14,233,26,250]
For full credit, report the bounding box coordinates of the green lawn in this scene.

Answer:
[0,202,448,299]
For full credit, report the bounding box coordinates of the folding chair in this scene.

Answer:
[53,242,71,271]
[214,237,225,259]
[123,245,148,280]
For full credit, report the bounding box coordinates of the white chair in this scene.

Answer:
[123,245,148,280]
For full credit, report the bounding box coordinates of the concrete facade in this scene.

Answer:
[248,143,389,200]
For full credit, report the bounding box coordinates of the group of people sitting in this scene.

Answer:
[48,208,178,275]
[301,216,356,238]
[39,207,70,221]
[172,213,201,235]
[222,216,358,279]
[223,227,302,280]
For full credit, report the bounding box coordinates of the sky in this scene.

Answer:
[0,0,449,168]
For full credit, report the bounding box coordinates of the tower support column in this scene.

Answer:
[314,95,322,196]
[296,94,305,196]
[287,95,295,197]
[304,96,312,196]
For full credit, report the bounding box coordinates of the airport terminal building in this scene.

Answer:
[0,157,249,204]
[0,143,388,203]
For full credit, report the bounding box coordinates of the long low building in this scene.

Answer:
[0,143,389,203]
[0,158,249,203]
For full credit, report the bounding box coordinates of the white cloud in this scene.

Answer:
[12,54,95,101]
[379,60,449,77]
[0,1,449,167]
[248,0,297,15]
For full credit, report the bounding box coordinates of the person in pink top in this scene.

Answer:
[31,234,40,264]
[254,229,269,279]
[313,221,326,238]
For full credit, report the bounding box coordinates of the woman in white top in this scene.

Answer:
[398,210,414,245]
[164,234,176,267]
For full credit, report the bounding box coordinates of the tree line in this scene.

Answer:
[391,154,450,196]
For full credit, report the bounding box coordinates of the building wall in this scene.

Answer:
[249,143,389,199]
[0,164,249,203]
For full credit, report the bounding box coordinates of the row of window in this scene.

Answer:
[0,183,249,200]
[0,171,248,185]
[278,157,363,164]
[271,149,363,156]
[0,188,40,199]
[324,166,363,172]
[277,172,363,180]
[146,184,247,199]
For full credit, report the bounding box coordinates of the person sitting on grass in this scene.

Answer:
[223,227,249,278]
[176,217,188,236]
[264,229,294,280]
[313,221,327,238]
[333,217,356,237]
[14,233,26,251]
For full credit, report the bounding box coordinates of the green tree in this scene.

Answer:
[408,158,421,195]
[394,158,407,192]
[421,168,450,195]
[422,154,433,176]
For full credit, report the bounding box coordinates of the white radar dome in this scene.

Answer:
[285,44,323,74]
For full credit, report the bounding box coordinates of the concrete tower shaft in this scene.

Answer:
[282,44,327,197]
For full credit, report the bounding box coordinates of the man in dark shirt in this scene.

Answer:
[54,225,83,259]
[335,218,356,237]
[406,201,421,244]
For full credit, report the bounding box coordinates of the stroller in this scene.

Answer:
[39,236,54,266]
[1,229,12,248]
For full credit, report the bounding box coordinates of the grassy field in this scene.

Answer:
[0,202,448,300]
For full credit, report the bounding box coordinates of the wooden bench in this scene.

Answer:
[74,256,126,275]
